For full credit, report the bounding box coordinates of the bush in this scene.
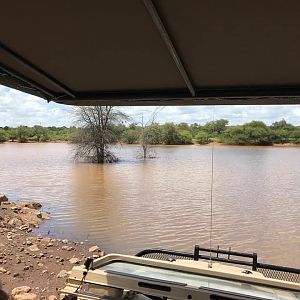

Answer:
[290,129,300,144]
[121,128,140,144]
[0,129,8,143]
[161,123,182,145]
[143,124,163,145]
[178,130,193,144]
[16,126,31,143]
[221,121,273,145]
[195,131,210,144]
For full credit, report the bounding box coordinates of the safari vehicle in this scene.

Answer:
[1,1,300,299]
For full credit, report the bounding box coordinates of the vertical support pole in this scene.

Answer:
[253,253,258,271]
[194,244,200,261]
[228,247,231,259]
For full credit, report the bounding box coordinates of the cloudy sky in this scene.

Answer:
[1,85,300,127]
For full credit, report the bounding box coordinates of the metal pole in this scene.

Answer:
[143,0,196,97]
[0,42,76,98]
[0,65,55,99]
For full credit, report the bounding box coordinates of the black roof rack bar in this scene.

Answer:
[136,245,300,274]
[136,248,195,259]
[0,41,76,99]
[143,0,196,97]
[197,246,255,259]
[257,263,300,275]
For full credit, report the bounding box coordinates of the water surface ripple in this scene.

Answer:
[0,143,299,267]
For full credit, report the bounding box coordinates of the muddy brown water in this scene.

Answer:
[0,143,300,267]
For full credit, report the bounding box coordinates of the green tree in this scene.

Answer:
[178,129,193,144]
[16,126,31,143]
[33,125,49,142]
[270,119,295,144]
[203,119,229,134]
[161,123,181,145]
[0,128,8,143]
[221,121,273,145]
[190,123,203,137]
[121,128,140,144]
[195,131,210,144]
[290,129,300,144]
[7,128,17,142]
[143,123,163,145]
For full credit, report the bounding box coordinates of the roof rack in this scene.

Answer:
[136,245,300,283]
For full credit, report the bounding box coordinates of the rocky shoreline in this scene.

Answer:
[0,194,105,300]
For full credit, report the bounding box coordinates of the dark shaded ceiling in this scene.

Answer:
[1,0,300,106]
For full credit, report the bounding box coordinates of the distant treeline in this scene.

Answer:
[0,125,76,143]
[1,119,300,146]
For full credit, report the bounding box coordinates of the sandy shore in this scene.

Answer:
[0,195,105,300]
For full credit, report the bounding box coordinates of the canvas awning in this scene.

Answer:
[1,0,300,106]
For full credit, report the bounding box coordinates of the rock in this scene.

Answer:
[13,272,20,277]
[23,202,42,210]
[0,194,8,203]
[14,292,38,300]
[48,296,57,300]
[41,213,50,220]
[88,245,100,253]
[69,257,80,264]
[11,206,22,213]
[28,245,40,252]
[61,239,68,244]
[7,232,15,240]
[42,237,51,243]
[61,245,73,251]
[23,266,30,270]
[19,224,30,231]
[0,266,7,273]
[46,243,53,247]
[57,270,68,278]
[8,217,23,227]
[26,240,33,246]
[11,286,31,296]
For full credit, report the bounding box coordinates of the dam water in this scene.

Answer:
[1,142,300,267]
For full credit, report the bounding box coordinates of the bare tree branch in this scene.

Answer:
[72,106,127,163]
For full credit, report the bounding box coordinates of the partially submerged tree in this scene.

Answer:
[73,106,128,163]
[138,108,163,159]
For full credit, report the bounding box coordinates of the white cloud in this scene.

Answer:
[1,86,300,126]
[0,86,74,127]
